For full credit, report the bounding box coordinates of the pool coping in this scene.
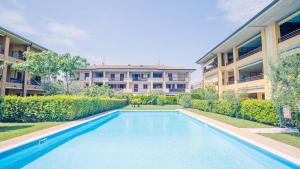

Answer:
[179,109,300,166]
[0,110,118,153]
[1,109,300,166]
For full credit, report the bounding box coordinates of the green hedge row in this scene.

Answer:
[240,99,277,125]
[1,96,127,122]
[128,95,178,105]
[190,99,278,125]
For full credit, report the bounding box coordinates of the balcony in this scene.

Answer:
[278,28,300,43]
[169,88,185,93]
[239,74,264,83]
[109,77,124,82]
[7,78,23,84]
[9,51,25,60]
[168,77,186,81]
[203,64,217,73]
[238,47,262,60]
[132,77,148,81]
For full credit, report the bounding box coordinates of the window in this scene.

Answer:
[84,73,89,79]
[143,84,148,89]
[177,84,186,89]
[153,83,163,89]
[93,72,103,78]
[111,74,115,79]
[153,72,163,78]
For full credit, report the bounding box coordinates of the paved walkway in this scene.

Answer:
[244,127,299,134]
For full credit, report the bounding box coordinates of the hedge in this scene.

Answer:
[129,95,178,105]
[190,99,278,126]
[1,96,127,122]
[240,99,278,125]
[212,100,234,116]
[190,100,210,112]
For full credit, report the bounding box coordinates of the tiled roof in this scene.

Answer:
[80,64,195,71]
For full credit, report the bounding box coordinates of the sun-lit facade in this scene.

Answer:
[197,0,300,99]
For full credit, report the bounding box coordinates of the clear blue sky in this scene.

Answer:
[0,0,272,82]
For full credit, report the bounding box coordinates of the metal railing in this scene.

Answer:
[109,78,124,81]
[169,88,185,93]
[132,78,148,81]
[278,28,300,43]
[9,51,25,60]
[239,74,264,83]
[7,78,23,84]
[203,64,218,73]
[168,77,186,81]
[238,47,262,60]
[227,80,235,85]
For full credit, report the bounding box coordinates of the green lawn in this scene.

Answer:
[122,105,181,110]
[186,108,273,128]
[0,122,63,142]
[259,133,300,149]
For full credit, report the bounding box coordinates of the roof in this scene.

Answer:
[80,64,196,71]
[196,0,300,64]
[0,26,48,51]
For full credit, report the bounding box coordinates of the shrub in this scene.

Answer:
[212,100,234,116]
[84,84,114,97]
[190,99,210,111]
[157,96,166,105]
[130,98,142,105]
[1,96,127,122]
[165,96,178,105]
[240,99,278,125]
[179,94,191,108]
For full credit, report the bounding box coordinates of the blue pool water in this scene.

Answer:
[0,110,299,169]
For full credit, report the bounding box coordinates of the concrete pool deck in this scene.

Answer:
[1,109,300,166]
[179,109,300,166]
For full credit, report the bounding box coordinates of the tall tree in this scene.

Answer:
[60,53,89,94]
[13,51,61,85]
[270,50,300,129]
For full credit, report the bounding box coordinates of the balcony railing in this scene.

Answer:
[133,88,149,93]
[238,47,262,60]
[9,51,25,60]
[278,28,300,43]
[7,78,23,84]
[109,78,124,81]
[132,78,148,81]
[203,64,218,73]
[168,77,186,81]
[169,88,185,93]
[227,80,235,85]
[239,74,264,83]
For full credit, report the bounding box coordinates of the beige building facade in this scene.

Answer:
[197,0,300,100]
[76,65,195,95]
[0,27,46,96]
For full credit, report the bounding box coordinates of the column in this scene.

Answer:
[1,36,10,95]
[261,29,271,99]
[89,70,92,86]
[150,72,153,91]
[126,72,130,92]
[22,46,30,96]
[217,52,223,96]
[233,47,239,93]
[224,53,229,85]
[163,71,166,92]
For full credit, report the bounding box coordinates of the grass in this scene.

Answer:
[259,133,300,149]
[122,105,181,110]
[0,122,63,142]
[186,108,273,128]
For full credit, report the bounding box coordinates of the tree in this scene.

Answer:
[13,51,61,85]
[270,50,300,129]
[222,91,241,118]
[84,84,115,97]
[60,53,89,94]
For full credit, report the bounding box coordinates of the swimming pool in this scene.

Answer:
[0,110,299,169]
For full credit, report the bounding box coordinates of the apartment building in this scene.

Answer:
[76,64,195,95]
[0,26,47,96]
[196,0,300,100]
